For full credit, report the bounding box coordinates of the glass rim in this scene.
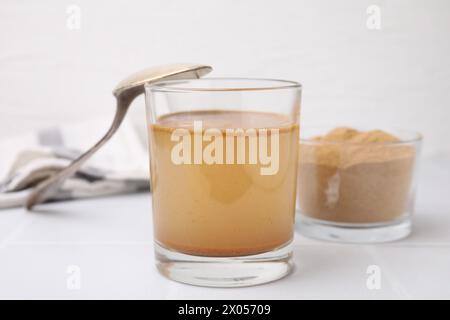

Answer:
[146,77,302,93]
[300,128,423,146]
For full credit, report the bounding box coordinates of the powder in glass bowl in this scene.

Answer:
[298,127,416,224]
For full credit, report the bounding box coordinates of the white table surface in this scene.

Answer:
[1,155,449,300]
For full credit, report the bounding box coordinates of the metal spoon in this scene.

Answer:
[26,64,212,210]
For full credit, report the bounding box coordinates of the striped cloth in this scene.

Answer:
[0,118,150,209]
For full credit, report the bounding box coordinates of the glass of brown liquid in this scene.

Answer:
[145,78,301,287]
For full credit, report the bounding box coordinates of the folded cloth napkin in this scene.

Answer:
[0,117,150,209]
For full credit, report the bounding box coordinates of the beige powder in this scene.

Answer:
[298,127,416,223]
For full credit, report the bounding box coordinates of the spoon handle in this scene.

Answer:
[26,64,212,210]
[26,98,129,210]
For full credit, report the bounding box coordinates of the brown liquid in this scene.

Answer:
[148,110,299,256]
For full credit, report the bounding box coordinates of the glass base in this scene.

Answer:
[155,242,293,287]
[296,215,411,243]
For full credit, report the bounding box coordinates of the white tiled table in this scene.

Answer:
[1,156,449,299]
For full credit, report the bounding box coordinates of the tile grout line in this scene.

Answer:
[364,246,413,299]
[5,241,450,247]
[6,241,155,246]
[378,243,450,248]
[0,221,28,250]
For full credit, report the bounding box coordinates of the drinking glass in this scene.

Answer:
[145,78,301,287]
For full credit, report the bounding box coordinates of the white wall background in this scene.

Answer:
[1,0,449,155]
